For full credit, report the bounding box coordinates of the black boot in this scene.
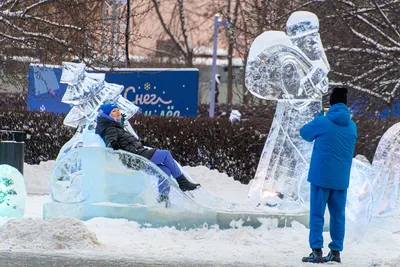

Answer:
[176,175,200,191]
[324,250,341,263]
[302,248,324,263]
[157,193,170,208]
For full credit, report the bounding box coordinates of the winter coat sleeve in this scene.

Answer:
[102,127,119,146]
[300,114,324,142]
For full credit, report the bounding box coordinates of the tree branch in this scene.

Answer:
[329,79,391,103]
[22,0,54,16]
[177,0,193,62]
[150,0,188,61]
[372,0,400,39]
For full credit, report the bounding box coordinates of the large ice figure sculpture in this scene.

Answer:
[370,122,400,215]
[0,165,27,218]
[245,11,374,241]
[246,11,330,201]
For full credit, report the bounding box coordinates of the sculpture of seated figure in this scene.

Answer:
[95,103,200,206]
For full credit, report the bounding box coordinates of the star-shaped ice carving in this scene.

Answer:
[59,62,140,128]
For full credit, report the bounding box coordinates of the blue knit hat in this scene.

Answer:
[100,103,119,116]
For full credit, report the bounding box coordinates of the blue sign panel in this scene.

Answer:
[27,65,199,117]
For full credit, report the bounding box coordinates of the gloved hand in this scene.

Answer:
[110,141,120,150]
[121,113,127,124]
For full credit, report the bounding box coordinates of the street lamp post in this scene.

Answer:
[209,14,229,118]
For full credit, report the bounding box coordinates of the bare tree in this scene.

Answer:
[220,0,314,104]
[216,0,240,104]
[0,0,107,92]
[0,0,157,95]
[150,0,196,67]
[310,0,400,119]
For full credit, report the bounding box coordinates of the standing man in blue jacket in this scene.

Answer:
[300,87,357,263]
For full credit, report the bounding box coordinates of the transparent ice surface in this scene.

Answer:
[287,11,330,94]
[246,32,323,101]
[59,62,86,85]
[244,12,374,241]
[248,100,321,200]
[0,165,27,218]
[370,122,400,215]
[46,137,309,229]
[46,60,314,228]
[246,12,330,201]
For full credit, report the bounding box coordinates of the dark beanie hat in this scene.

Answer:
[100,103,119,116]
[329,87,348,105]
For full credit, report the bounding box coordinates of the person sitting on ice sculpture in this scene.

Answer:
[95,103,200,201]
[300,87,357,263]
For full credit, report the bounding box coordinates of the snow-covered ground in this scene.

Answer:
[1,161,399,266]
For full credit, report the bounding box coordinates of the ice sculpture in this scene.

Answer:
[245,11,374,241]
[370,122,400,215]
[44,62,310,229]
[49,62,141,202]
[0,165,27,218]
[246,11,330,201]
[45,63,221,227]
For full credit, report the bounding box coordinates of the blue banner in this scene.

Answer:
[27,65,199,117]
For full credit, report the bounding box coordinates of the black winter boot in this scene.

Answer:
[324,250,341,263]
[302,248,324,263]
[157,193,170,208]
[176,175,200,191]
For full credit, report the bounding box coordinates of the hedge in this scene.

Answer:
[0,94,398,184]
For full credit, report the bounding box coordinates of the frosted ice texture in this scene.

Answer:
[346,159,373,242]
[246,11,330,201]
[60,62,86,85]
[286,11,330,72]
[51,62,141,202]
[249,100,321,200]
[245,11,375,241]
[46,60,316,228]
[370,122,400,215]
[0,165,27,218]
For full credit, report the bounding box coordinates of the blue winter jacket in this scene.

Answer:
[300,103,357,190]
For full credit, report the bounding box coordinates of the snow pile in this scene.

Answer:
[183,166,251,202]
[0,217,101,250]
[23,161,55,195]
[6,163,400,265]
[85,216,400,266]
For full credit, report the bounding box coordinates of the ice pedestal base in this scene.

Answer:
[216,211,309,229]
[43,202,218,229]
[43,202,309,229]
